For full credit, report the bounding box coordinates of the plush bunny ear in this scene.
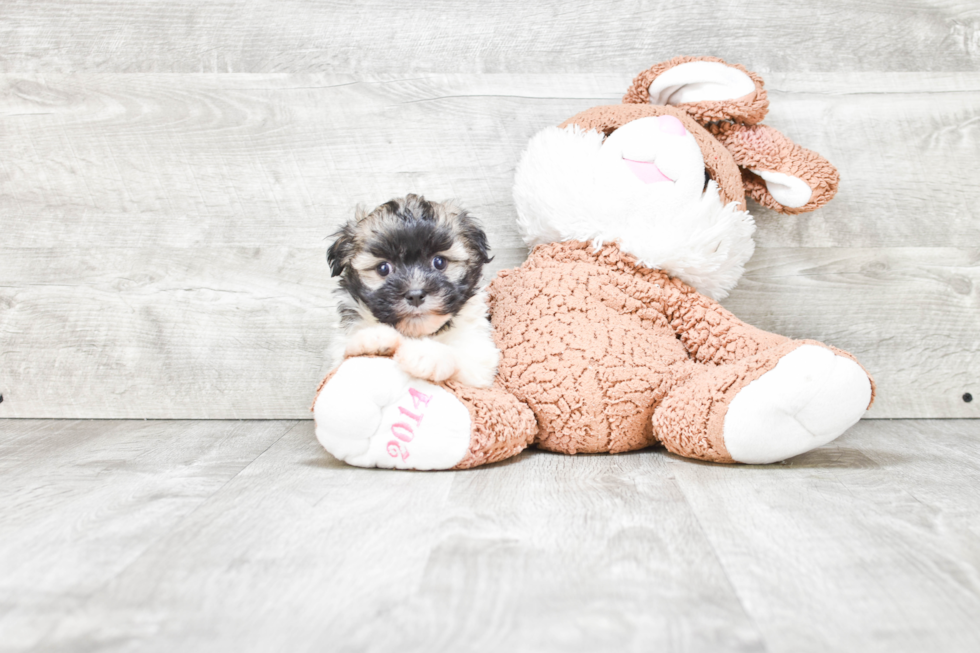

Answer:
[711,123,839,214]
[624,56,769,125]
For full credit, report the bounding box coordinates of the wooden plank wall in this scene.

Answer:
[0,1,978,419]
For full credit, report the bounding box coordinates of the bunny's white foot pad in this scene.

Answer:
[723,345,872,464]
[313,357,472,470]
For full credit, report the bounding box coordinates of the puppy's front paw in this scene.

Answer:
[395,339,457,383]
[345,325,403,358]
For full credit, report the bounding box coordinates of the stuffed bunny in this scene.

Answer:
[313,56,875,470]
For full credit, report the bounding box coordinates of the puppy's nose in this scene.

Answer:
[405,289,427,307]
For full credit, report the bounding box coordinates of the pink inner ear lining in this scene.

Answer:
[658,114,687,136]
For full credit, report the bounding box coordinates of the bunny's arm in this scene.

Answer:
[659,275,791,366]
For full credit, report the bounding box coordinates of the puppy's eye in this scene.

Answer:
[432,256,447,271]
[377,262,391,277]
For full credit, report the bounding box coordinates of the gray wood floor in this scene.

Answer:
[1,418,979,652]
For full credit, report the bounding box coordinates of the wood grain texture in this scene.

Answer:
[0,244,526,419]
[0,419,295,652]
[672,418,980,653]
[1,245,976,418]
[0,1,978,74]
[726,247,980,418]
[2,72,979,249]
[1,71,978,418]
[1,418,978,652]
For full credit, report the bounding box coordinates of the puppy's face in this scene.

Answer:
[327,195,492,338]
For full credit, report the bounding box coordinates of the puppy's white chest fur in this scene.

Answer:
[335,290,500,388]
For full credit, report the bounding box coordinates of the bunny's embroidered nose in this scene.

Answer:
[658,115,687,136]
[623,158,673,183]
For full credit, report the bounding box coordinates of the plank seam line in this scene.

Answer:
[775,89,980,96]
[392,94,617,105]
[25,420,301,652]
[671,468,773,653]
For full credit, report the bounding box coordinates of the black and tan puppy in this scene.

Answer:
[326,194,499,387]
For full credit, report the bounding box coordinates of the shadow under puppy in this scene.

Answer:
[327,194,499,387]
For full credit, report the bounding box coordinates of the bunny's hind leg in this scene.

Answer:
[313,357,536,470]
[653,341,872,464]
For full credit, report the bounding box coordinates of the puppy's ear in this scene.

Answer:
[461,215,493,265]
[326,222,357,277]
[434,200,494,265]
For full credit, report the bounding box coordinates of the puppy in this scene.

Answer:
[326,194,500,388]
